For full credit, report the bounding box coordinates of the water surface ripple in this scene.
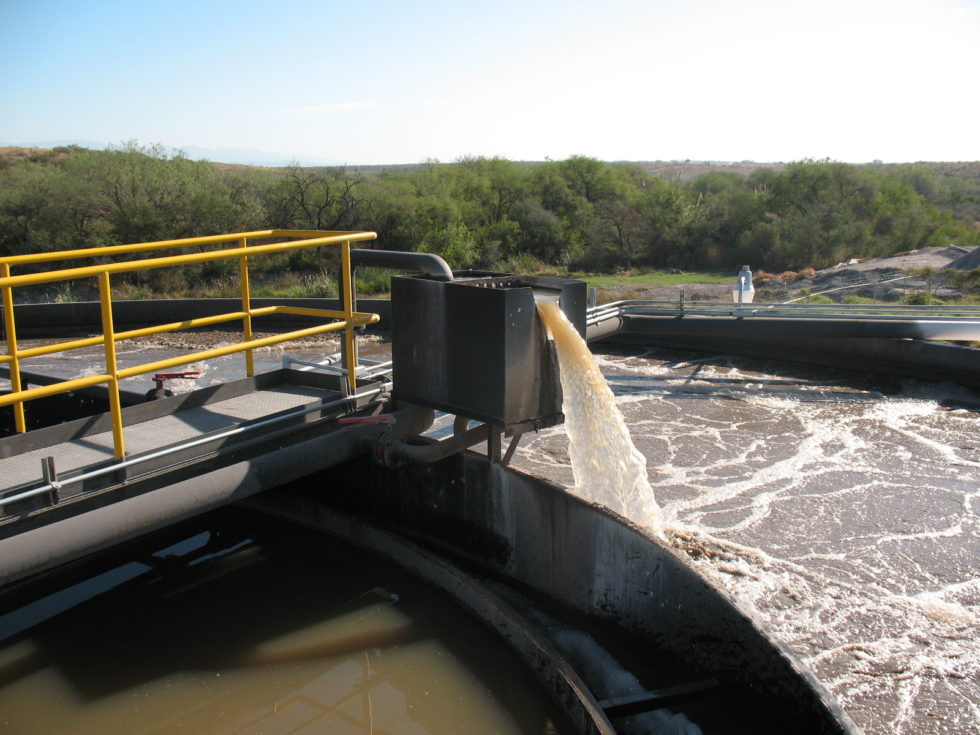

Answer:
[513,345,979,735]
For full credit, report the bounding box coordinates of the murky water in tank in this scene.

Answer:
[0,513,571,734]
[512,341,979,735]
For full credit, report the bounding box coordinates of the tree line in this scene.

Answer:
[1,143,976,287]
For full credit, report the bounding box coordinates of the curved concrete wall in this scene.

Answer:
[310,453,854,734]
[591,314,980,389]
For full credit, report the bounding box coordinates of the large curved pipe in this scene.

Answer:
[0,406,435,588]
[350,249,454,281]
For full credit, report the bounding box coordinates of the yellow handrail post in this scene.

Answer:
[238,236,254,376]
[1,263,26,432]
[98,272,126,459]
[0,230,379,453]
[341,240,357,394]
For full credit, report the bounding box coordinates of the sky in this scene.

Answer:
[2,0,979,165]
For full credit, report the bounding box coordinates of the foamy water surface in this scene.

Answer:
[5,333,977,733]
[514,343,979,735]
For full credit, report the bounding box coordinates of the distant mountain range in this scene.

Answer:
[0,140,344,168]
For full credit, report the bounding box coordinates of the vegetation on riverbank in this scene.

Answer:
[1,143,978,301]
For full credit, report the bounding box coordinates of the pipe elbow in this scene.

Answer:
[350,249,454,281]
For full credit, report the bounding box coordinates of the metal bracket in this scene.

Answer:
[41,456,61,504]
[500,432,523,467]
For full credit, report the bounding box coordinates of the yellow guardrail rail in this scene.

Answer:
[0,229,379,459]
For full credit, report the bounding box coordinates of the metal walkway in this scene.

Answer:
[0,367,387,528]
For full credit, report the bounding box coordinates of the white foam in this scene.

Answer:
[513,347,980,734]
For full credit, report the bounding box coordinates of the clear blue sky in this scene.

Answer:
[2,0,979,165]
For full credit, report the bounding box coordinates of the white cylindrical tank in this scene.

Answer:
[733,265,755,303]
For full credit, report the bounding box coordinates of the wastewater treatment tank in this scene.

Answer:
[0,505,577,734]
[0,454,856,735]
[0,235,856,734]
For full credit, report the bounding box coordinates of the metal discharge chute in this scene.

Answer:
[384,272,586,464]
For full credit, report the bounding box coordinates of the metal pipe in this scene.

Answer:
[350,249,454,281]
[586,315,624,344]
[585,300,980,341]
[614,313,980,341]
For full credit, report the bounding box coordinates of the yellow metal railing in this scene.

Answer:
[0,229,379,459]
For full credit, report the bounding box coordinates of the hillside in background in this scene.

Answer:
[1,145,977,302]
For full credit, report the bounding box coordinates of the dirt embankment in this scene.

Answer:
[607,246,977,303]
[772,245,975,302]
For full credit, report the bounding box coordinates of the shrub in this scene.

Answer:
[595,288,617,304]
[757,288,787,302]
[300,269,338,298]
[904,291,944,305]
[355,267,391,296]
[504,251,549,275]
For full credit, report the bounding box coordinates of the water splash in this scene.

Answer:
[514,347,980,735]
[535,299,664,532]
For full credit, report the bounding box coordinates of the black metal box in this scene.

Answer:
[391,272,586,431]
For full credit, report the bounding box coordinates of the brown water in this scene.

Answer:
[535,300,663,531]
[512,343,980,735]
[0,511,571,734]
[7,323,979,734]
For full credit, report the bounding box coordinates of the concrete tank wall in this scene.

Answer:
[309,452,853,734]
[592,315,980,389]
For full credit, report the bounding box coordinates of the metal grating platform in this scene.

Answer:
[0,364,398,536]
[0,383,334,493]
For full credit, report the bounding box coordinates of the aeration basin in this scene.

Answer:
[391,272,586,431]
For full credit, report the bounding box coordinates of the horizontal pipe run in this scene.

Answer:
[613,314,980,341]
[588,300,980,324]
[585,316,623,344]
[350,249,454,281]
[586,300,980,341]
